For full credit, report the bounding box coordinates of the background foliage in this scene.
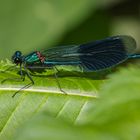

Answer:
[0,0,140,140]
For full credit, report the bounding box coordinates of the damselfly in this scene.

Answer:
[2,35,140,97]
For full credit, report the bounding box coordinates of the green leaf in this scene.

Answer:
[12,65,140,140]
[0,60,105,140]
[79,65,140,139]
[12,113,105,140]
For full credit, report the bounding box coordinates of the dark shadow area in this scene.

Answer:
[58,10,111,46]
[18,59,140,80]
[25,68,114,80]
[107,0,140,18]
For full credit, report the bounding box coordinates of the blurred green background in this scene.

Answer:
[0,1,140,140]
[0,0,140,59]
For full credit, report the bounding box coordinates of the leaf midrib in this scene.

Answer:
[0,86,98,98]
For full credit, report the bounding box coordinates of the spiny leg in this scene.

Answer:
[54,66,60,73]
[12,82,33,97]
[53,66,67,94]
[23,64,34,85]
[12,64,34,98]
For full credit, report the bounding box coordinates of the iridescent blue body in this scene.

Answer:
[9,35,140,97]
[12,35,140,72]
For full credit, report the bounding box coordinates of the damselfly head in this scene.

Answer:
[12,51,23,65]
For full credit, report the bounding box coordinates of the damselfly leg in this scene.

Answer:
[53,66,67,94]
[1,64,25,84]
[12,64,34,97]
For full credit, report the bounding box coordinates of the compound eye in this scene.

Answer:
[12,51,22,64]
